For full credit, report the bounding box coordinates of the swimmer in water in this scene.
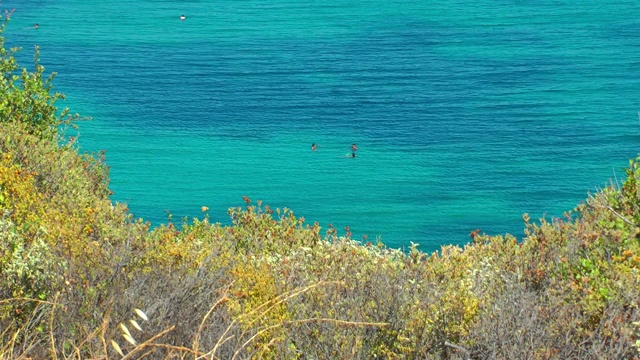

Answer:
[311,143,317,151]
[351,143,358,158]
[180,15,186,21]
[34,23,39,29]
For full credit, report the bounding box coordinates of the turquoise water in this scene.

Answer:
[4,1,640,251]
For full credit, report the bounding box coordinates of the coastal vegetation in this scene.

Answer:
[1,16,639,359]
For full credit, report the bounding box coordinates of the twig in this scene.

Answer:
[121,326,175,360]
[136,349,157,359]
[231,318,389,360]
[206,281,340,359]
[49,293,59,360]
[0,297,56,305]
[589,201,635,226]
[99,308,112,360]
[193,284,232,358]
[444,341,471,360]
[144,343,203,357]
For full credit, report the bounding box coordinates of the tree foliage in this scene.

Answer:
[0,14,82,139]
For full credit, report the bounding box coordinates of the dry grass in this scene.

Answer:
[0,282,389,360]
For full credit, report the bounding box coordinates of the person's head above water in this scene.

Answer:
[180,14,186,20]
[34,23,38,29]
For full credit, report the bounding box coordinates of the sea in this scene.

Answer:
[3,0,639,252]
